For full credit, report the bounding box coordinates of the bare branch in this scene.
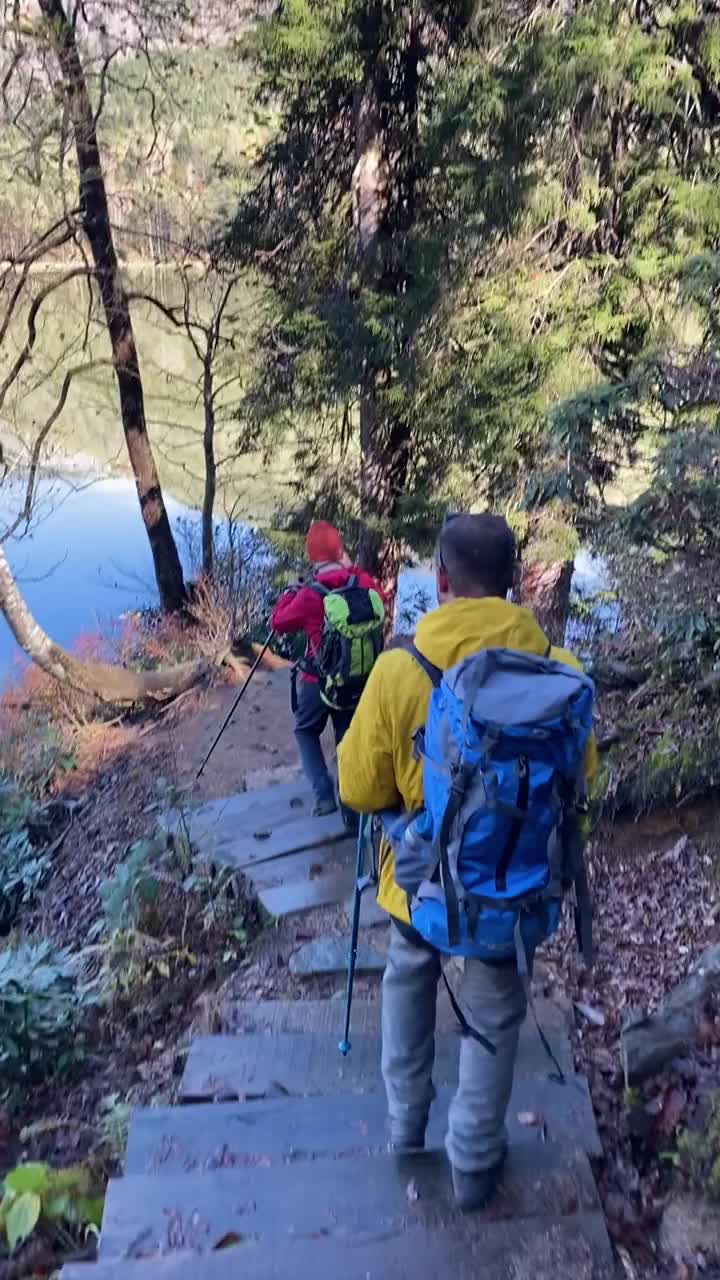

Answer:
[0,265,91,413]
[1,355,113,543]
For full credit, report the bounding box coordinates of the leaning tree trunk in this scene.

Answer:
[201,352,217,578]
[38,0,186,612]
[519,559,574,647]
[0,545,207,704]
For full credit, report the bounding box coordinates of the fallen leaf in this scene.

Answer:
[574,1001,606,1027]
[517,1110,544,1127]
[406,1178,420,1203]
[213,1232,244,1250]
[658,1087,687,1137]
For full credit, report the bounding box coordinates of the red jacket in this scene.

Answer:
[271,566,383,683]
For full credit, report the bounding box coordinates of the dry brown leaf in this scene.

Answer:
[213,1232,244,1250]
[517,1110,544,1127]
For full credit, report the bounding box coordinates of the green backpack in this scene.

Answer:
[311,576,385,709]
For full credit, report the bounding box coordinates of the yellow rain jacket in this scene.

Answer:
[337,596,598,923]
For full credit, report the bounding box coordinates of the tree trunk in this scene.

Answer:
[37,0,186,612]
[352,6,417,617]
[353,23,387,580]
[0,545,206,704]
[519,559,574,647]
[202,351,217,578]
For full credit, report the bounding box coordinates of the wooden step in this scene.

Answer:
[221,996,570,1037]
[98,1143,601,1261]
[126,1074,601,1176]
[256,863,357,917]
[63,1209,614,1278]
[163,781,348,870]
[180,1027,573,1102]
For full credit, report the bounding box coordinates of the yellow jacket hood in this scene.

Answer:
[414,597,550,671]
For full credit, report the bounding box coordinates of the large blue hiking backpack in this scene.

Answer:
[388,645,595,975]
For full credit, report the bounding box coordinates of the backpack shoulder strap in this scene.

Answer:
[309,581,330,598]
[407,642,442,688]
[544,639,552,658]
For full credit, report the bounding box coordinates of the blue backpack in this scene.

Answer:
[387,645,595,976]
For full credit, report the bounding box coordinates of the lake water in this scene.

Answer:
[0,471,613,683]
[0,473,199,682]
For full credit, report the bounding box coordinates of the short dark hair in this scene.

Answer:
[437,513,517,598]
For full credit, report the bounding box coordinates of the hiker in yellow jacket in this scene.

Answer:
[337,513,596,1211]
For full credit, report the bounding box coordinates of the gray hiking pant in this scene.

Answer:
[382,924,527,1173]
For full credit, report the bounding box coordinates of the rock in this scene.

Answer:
[289,937,386,977]
[660,1195,720,1264]
[621,944,720,1082]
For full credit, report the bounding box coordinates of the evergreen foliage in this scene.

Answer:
[228,0,720,576]
[225,1,548,570]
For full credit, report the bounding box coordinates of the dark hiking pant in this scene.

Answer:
[294,678,354,807]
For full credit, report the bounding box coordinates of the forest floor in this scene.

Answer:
[1,660,720,1278]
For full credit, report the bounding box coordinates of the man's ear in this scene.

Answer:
[436,565,450,597]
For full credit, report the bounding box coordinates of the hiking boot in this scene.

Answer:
[388,1135,426,1155]
[342,808,360,835]
[312,796,338,818]
[388,1120,427,1155]
[451,1159,504,1213]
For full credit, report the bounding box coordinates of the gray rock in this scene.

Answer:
[621,944,720,1082]
[289,937,386,977]
[660,1194,720,1264]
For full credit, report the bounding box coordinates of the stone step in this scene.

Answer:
[98,1143,601,1261]
[220,996,570,1037]
[126,1075,601,1176]
[63,1210,614,1279]
[163,781,348,870]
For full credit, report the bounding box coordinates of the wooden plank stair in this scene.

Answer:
[62,999,614,1279]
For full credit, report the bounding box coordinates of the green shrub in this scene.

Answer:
[0,1161,103,1256]
[0,829,49,933]
[100,837,164,933]
[0,778,50,932]
[0,941,98,1086]
[677,1092,720,1200]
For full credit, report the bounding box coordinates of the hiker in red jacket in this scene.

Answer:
[271,521,384,819]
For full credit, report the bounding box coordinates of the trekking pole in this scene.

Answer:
[195,631,276,781]
[339,812,372,1057]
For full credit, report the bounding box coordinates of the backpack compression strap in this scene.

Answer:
[404,641,465,946]
[406,642,442,688]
